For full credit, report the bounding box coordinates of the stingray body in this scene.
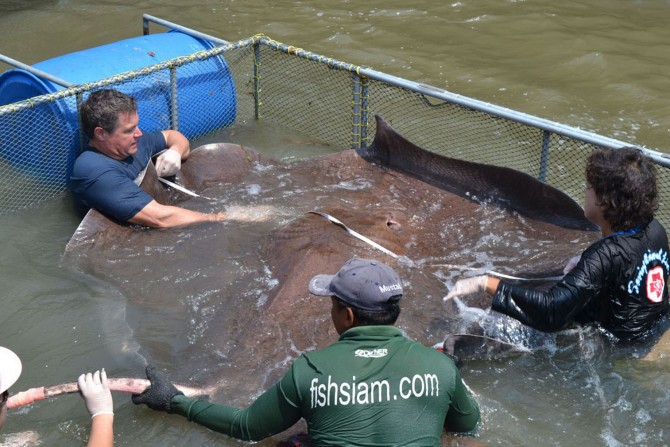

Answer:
[63,117,597,440]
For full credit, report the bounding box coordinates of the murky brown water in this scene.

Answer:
[1,1,669,446]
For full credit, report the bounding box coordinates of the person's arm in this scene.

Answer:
[443,367,480,433]
[491,274,593,332]
[88,414,114,447]
[128,200,226,229]
[162,130,190,159]
[485,276,500,294]
[132,366,302,441]
[78,370,114,447]
[444,244,606,332]
[171,383,302,440]
[444,274,590,332]
[155,130,190,177]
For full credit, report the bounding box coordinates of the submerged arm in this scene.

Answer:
[492,251,604,332]
[443,367,480,433]
[171,382,302,441]
[129,200,226,229]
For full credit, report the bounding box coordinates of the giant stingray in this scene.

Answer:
[63,115,598,443]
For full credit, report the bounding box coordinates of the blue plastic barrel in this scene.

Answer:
[0,31,236,185]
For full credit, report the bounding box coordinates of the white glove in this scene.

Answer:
[155,149,182,177]
[563,255,581,275]
[443,275,488,301]
[79,369,113,418]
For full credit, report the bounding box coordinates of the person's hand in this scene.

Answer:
[209,211,227,222]
[563,255,581,275]
[78,369,114,418]
[131,365,183,413]
[155,149,182,177]
[443,276,488,301]
[224,205,275,222]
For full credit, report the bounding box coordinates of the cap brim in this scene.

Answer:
[0,347,22,393]
[308,274,335,296]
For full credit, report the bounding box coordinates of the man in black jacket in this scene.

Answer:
[445,146,669,342]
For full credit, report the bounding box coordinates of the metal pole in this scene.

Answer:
[356,65,659,155]
[76,92,85,154]
[169,66,179,131]
[0,54,73,88]
[539,130,550,182]
[142,14,228,46]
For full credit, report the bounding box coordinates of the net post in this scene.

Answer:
[540,130,550,182]
[253,41,262,120]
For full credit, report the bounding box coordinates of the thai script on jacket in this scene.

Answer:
[627,248,669,300]
[310,374,439,408]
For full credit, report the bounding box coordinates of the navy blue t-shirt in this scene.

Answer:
[69,131,167,221]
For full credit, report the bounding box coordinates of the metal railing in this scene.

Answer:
[0,15,667,226]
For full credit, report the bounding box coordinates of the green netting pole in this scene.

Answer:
[539,130,550,182]
[76,92,85,154]
[253,41,262,120]
[351,72,369,150]
[169,66,179,131]
[351,73,362,150]
[360,75,369,149]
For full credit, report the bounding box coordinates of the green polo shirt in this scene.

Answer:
[172,326,480,446]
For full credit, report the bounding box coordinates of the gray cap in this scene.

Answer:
[308,258,403,311]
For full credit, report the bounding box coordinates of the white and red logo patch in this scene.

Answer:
[646,266,665,303]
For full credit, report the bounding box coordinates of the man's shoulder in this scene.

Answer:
[138,131,167,151]
[74,148,104,162]
[74,147,118,162]
[72,149,118,175]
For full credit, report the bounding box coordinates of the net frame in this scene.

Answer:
[0,33,667,227]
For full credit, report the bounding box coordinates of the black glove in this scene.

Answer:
[131,365,184,413]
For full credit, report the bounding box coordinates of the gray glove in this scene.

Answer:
[78,369,114,418]
[131,365,183,413]
[154,149,182,177]
[443,275,488,301]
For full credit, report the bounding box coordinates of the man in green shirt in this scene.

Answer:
[133,258,480,445]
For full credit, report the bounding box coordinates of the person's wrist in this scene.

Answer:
[91,411,114,419]
[484,276,499,294]
[210,212,225,222]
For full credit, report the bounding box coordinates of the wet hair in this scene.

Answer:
[334,297,401,326]
[586,146,658,232]
[80,89,137,139]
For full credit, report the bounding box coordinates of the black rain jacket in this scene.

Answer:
[492,219,669,341]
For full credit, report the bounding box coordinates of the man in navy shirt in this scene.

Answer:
[70,89,226,229]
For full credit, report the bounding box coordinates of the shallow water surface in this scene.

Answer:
[1,1,670,446]
[58,129,667,447]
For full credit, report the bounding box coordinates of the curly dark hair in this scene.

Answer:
[80,89,137,139]
[586,146,658,232]
[334,297,401,326]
